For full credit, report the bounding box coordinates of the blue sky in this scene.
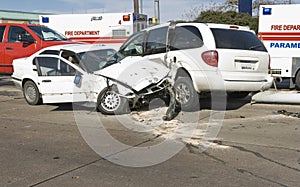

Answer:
[1,0,300,23]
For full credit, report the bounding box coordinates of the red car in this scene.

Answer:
[0,23,77,74]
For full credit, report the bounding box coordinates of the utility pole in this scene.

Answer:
[134,0,139,13]
[139,0,143,13]
[154,0,160,24]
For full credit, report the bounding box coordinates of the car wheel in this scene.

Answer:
[97,88,130,115]
[23,81,42,105]
[295,71,300,90]
[174,76,199,111]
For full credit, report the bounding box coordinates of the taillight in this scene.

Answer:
[201,50,218,67]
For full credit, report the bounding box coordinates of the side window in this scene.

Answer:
[61,51,80,66]
[120,32,145,57]
[146,26,168,55]
[171,26,204,50]
[0,26,6,42]
[35,57,76,76]
[8,26,34,43]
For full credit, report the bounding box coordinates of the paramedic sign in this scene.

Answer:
[259,6,300,49]
[271,24,300,31]
[268,24,300,49]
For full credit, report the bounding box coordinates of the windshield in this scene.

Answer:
[29,25,68,41]
[77,49,116,72]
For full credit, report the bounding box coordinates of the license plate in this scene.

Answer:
[240,63,254,70]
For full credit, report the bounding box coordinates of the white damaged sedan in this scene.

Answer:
[12,44,172,115]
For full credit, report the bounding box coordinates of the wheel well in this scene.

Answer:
[22,78,32,88]
[175,68,191,79]
[295,68,300,80]
[294,68,300,87]
[22,79,40,95]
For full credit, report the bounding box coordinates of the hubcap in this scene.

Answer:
[101,91,121,112]
[26,86,36,102]
[175,83,190,104]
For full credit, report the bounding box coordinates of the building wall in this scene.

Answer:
[0,9,49,24]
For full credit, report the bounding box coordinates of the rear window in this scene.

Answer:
[40,50,60,55]
[211,28,267,52]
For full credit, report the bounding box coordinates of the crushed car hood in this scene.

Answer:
[94,57,170,92]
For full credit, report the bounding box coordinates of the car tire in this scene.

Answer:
[174,76,199,111]
[295,71,300,90]
[23,81,42,105]
[97,88,130,115]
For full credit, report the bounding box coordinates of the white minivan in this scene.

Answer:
[112,22,273,110]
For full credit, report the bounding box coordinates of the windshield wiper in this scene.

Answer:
[44,37,59,41]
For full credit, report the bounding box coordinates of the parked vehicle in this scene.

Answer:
[0,23,78,74]
[258,4,300,88]
[39,12,147,44]
[112,22,273,110]
[11,44,171,115]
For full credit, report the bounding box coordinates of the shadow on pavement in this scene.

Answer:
[48,95,251,113]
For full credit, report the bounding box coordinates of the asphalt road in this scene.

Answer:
[0,77,299,187]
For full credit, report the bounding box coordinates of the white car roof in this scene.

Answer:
[145,22,250,32]
[40,43,119,54]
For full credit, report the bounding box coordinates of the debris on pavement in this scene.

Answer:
[129,108,229,150]
[277,110,300,118]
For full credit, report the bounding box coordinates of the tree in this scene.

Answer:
[195,10,258,32]
[183,0,291,33]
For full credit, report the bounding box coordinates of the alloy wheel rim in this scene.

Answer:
[26,86,36,102]
[101,91,121,112]
[175,83,190,104]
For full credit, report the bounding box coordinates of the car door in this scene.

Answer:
[4,25,38,73]
[108,31,147,81]
[34,55,85,103]
[0,25,6,73]
[114,26,169,82]
[144,26,168,66]
[165,24,206,71]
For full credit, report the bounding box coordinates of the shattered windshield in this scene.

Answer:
[77,49,116,72]
[29,25,68,41]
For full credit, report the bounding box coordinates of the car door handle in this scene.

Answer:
[6,47,13,50]
[42,80,51,83]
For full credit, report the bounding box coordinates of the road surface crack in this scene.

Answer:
[29,135,162,187]
[237,168,288,187]
[230,145,300,173]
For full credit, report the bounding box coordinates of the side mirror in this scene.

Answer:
[74,74,82,85]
